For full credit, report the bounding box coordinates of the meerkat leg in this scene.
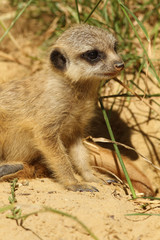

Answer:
[69,138,104,183]
[36,136,98,192]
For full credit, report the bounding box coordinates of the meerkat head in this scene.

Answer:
[49,24,124,82]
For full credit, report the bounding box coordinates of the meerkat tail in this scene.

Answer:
[0,163,24,178]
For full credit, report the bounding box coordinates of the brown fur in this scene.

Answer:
[0,24,124,191]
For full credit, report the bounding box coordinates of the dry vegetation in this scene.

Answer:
[0,0,160,240]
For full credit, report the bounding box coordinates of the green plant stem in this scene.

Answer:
[75,0,81,23]
[129,80,160,107]
[8,178,18,204]
[99,98,137,199]
[84,0,103,23]
[0,204,15,213]
[126,213,160,216]
[7,206,100,240]
[0,0,33,43]
[44,207,99,240]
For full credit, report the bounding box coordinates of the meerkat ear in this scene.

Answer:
[50,48,67,71]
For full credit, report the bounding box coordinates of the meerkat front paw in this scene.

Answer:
[66,184,99,192]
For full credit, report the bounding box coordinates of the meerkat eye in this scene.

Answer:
[86,50,99,60]
[81,49,102,63]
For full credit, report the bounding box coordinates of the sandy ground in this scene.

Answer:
[1,178,160,240]
[0,2,160,240]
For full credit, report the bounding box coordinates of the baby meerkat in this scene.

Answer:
[0,24,124,192]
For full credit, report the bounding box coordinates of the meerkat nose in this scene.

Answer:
[114,62,124,71]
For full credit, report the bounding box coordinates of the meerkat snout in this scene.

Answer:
[114,61,124,71]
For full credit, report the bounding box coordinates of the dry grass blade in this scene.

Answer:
[0,0,33,43]
[0,20,20,49]
[113,77,160,117]
[86,136,160,171]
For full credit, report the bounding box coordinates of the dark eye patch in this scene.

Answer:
[81,49,105,64]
